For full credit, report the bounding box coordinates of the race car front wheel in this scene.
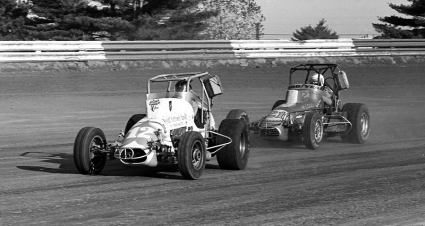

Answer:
[272,100,286,110]
[303,112,323,150]
[177,131,206,180]
[124,114,146,135]
[74,127,107,175]
[341,103,370,144]
[216,119,250,170]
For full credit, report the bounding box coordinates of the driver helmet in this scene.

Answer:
[175,80,189,92]
[309,73,324,86]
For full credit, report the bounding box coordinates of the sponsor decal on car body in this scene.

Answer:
[149,99,160,111]
[162,113,188,129]
[289,84,325,90]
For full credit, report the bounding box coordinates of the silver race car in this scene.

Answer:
[250,64,370,149]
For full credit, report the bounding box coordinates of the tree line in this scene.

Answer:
[1,0,424,41]
[292,0,425,40]
[0,0,265,41]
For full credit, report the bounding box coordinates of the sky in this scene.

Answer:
[255,0,409,38]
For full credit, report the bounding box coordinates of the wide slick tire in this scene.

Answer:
[303,112,323,150]
[216,119,250,170]
[124,114,146,135]
[226,109,250,133]
[341,103,370,144]
[177,131,206,180]
[226,109,249,122]
[73,127,107,175]
[272,100,286,110]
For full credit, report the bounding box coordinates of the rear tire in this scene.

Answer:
[272,100,286,110]
[303,112,323,150]
[74,127,107,175]
[217,119,250,170]
[124,114,146,135]
[226,109,249,124]
[226,109,250,133]
[177,131,206,180]
[341,103,370,144]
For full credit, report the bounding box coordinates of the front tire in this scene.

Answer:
[216,119,250,170]
[124,114,146,135]
[74,127,107,175]
[272,100,286,110]
[341,103,370,144]
[177,131,206,180]
[303,112,323,150]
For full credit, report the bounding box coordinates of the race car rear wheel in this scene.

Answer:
[74,127,107,175]
[124,114,146,135]
[341,103,370,144]
[226,109,250,125]
[216,119,250,170]
[303,112,323,150]
[177,131,206,180]
[272,100,286,110]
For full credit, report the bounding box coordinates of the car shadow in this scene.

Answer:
[16,151,221,180]
[206,163,221,170]
[323,136,345,143]
[250,133,305,149]
[249,132,345,149]
[17,152,79,174]
[103,165,185,179]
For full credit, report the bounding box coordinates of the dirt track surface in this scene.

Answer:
[1,65,425,225]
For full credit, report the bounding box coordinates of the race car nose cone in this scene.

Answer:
[121,137,150,150]
[260,109,289,128]
[259,120,282,128]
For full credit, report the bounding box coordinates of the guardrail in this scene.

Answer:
[1,39,425,62]
[0,41,105,62]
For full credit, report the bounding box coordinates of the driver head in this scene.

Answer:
[175,80,188,92]
[309,73,324,86]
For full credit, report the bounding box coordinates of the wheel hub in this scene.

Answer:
[191,142,203,170]
[239,133,246,155]
[360,113,369,137]
[314,120,323,143]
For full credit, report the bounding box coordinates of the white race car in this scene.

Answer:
[74,72,250,179]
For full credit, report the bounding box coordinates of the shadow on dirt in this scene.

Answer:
[249,132,345,149]
[104,165,185,180]
[16,151,224,180]
[101,162,227,179]
[17,152,78,174]
[15,152,183,179]
[250,133,304,149]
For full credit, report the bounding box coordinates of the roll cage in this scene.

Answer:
[147,72,223,124]
[289,64,349,100]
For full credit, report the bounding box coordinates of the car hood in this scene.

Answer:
[121,120,165,150]
[259,87,325,127]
